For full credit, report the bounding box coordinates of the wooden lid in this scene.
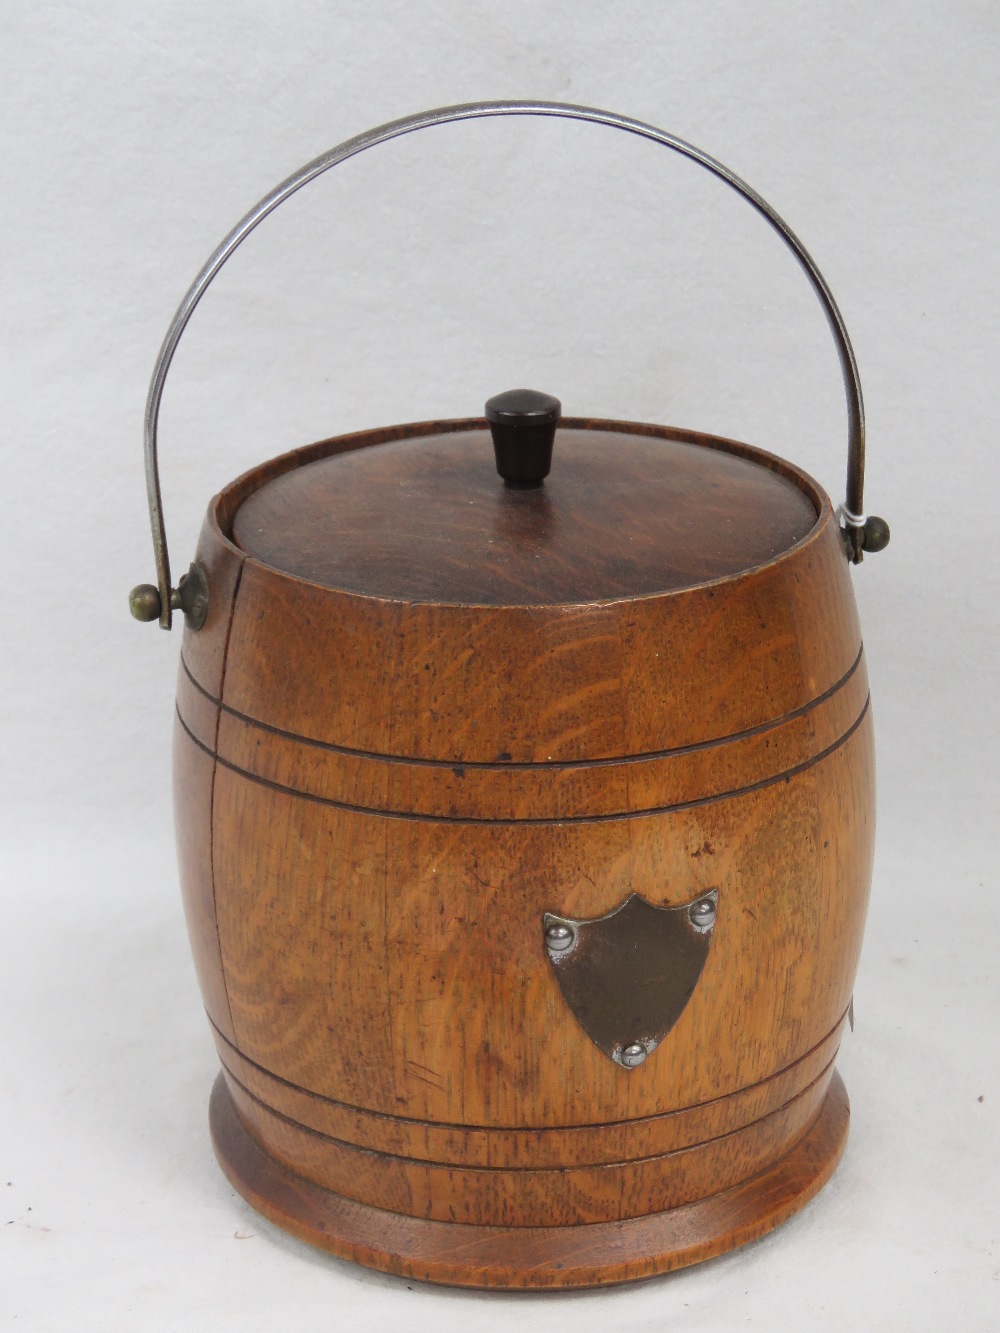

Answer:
[230,417,820,606]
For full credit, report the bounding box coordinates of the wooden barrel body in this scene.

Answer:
[173,418,874,1287]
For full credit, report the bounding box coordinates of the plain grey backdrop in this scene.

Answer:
[2,2,997,1329]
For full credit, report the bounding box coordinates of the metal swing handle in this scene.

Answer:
[130,99,888,631]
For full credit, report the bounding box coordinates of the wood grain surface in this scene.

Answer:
[207,1010,848,1167]
[210,1069,851,1289]
[230,425,818,604]
[220,1058,835,1227]
[173,416,875,1285]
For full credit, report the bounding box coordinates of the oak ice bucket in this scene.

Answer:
[130,102,888,1289]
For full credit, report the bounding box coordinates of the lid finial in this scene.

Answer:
[485,390,561,487]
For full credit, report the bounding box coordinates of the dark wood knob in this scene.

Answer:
[485,389,561,487]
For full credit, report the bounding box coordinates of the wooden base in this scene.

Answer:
[209,1071,850,1290]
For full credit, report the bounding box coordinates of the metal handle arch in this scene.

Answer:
[136,99,883,630]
